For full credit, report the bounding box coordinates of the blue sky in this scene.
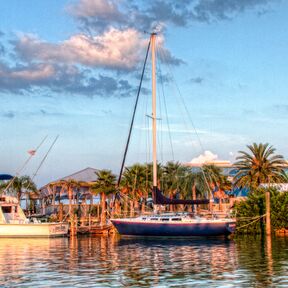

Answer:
[1,0,288,186]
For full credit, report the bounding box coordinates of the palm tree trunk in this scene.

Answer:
[219,197,222,212]
[266,190,271,235]
[209,192,213,212]
[69,188,72,216]
[169,192,174,212]
[192,185,197,214]
[123,198,128,217]
[134,200,139,215]
[130,200,134,217]
[100,192,106,225]
[141,199,146,213]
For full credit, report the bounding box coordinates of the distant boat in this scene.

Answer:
[0,195,68,237]
[111,33,236,237]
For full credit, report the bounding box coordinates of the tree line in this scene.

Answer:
[1,142,287,233]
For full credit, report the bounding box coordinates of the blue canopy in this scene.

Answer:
[0,174,13,180]
[232,187,249,197]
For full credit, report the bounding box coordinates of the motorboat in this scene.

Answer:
[0,195,68,237]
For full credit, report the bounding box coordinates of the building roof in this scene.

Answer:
[40,167,99,190]
[54,167,99,183]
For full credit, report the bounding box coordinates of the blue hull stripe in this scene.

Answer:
[111,220,235,236]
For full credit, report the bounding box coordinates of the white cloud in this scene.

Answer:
[67,0,122,18]
[9,64,55,81]
[14,28,148,70]
[190,150,218,164]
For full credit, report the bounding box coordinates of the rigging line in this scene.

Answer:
[144,61,150,169]
[3,135,48,194]
[158,46,214,200]
[235,214,266,230]
[117,38,151,187]
[158,78,164,167]
[24,135,59,196]
[158,51,175,161]
[31,135,59,182]
[145,117,150,189]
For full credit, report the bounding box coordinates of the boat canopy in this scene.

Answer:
[0,174,13,180]
[152,187,209,205]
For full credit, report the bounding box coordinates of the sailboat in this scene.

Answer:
[111,33,236,237]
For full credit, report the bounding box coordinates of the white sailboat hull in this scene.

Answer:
[0,223,69,237]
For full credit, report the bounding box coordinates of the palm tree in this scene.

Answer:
[180,165,224,213]
[202,164,223,189]
[162,161,185,211]
[121,164,148,216]
[0,176,37,206]
[181,169,207,213]
[91,170,116,225]
[234,143,287,234]
[54,179,80,216]
[201,164,224,211]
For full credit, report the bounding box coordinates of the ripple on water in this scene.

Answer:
[0,236,287,287]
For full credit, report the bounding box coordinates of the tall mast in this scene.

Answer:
[151,33,157,188]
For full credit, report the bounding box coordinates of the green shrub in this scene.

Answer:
[233,188,288,234]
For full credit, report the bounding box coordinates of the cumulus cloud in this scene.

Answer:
[67,0,127,32]
[0,0,275,97]
[67,0,276,32]
[13,28,148,71]
[0,62,56,92]
[190,150,218,164]
[0,61,134,97]
[67,0,194,32]
[192,0,275,22]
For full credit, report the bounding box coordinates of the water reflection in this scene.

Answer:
[235,236,288,287]
[0,235,287,287]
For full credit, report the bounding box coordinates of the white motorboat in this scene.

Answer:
[0,195,68,237]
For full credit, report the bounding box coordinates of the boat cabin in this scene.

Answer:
[0,196,28,224]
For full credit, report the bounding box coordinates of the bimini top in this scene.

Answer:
[0,174,13,181]
[152,187,210,205]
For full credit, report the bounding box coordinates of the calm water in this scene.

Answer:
[0,235,287,287]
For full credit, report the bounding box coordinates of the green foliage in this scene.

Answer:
[0,175,37,202]
[118,161,228,206]
[234,143,287,189]
[121,163,150,200]
[92,169,116,196]
[233,188,288,234]
[162,161,185,197]
[270,189,288,229]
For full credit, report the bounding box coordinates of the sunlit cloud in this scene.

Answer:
[14,28,147,71]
